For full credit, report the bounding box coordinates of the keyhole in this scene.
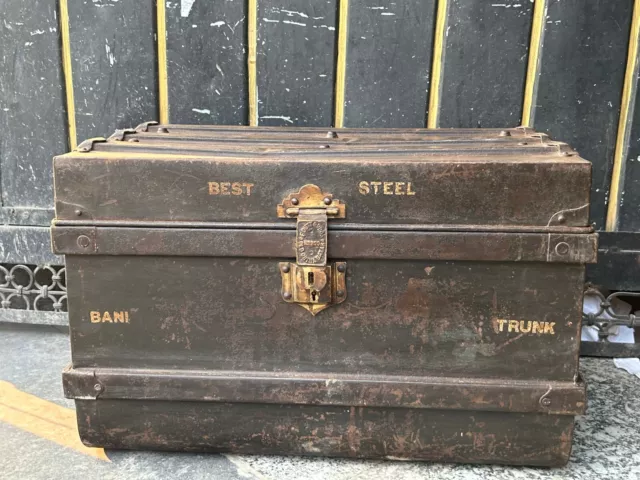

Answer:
[311,290,317,301]
[308,271,314,286]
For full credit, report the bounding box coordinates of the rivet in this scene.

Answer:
[93,383,103,392]
[555,242,570,256]
[540,397,551,407]
[281,264,290,273]
[291,198,299,205]
[157,127,169,133]
[336,290,344,297]
[557,214,566,224]
[326,131,338,138]
[323,197,332,205]
[337,264,346,273]
[127,138,140,142]
[499,130,511,137]
[77,235,91,248]
[518,142,528,146]
[74,209,82,216]
[319,144,331,149]
[283,292,292,300]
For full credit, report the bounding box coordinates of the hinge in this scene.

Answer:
[75,137,106,152]
[134,120,159,132]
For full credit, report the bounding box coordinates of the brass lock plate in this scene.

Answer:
[279,262,347,315]
[277,184,347,314]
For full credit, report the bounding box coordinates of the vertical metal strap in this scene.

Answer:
[157,0,169,124]
[248,0,258,126]
[606,0,640,232]
[427,0,448,129]
[59,0,77,149]
[333,0,349,128]
[521,0,547,127]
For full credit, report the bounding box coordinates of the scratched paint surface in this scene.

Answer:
[618,63,640,231]
[166,0,248,124]
[342,0,437,128]
[0,0,68,209]
[257,0,337,126]
[534,0,633,230]
[67,0,158,140]
[438,0,533,128]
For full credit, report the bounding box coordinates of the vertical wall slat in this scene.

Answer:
[333,0,349,128]
[438,0,534,128]
[342,0,437,128]
[157,0,169,124]
[67,0,158,140]
[60,0,77,148]
[256,0,338,126]
[165,0,248,125]
[607,0,640,232]
[534,0,634,230]
[0,0,67,211]
[427,0,448,129]
[521,0,547,128]
[248,0,258,125]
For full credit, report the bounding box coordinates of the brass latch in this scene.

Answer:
[277,184,346,315]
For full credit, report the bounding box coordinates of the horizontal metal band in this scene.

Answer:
[52,219,594,233]
[63,366,586,416]
[51,226,597,263]
[151,123,536,135]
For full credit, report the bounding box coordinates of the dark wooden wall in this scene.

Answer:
[1,0,640,289]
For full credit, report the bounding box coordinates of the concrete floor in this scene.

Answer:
[1,321,639,480]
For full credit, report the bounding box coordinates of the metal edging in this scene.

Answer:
[333,0,349,128]
[427,0,448,128]
[248,0,258,126]
[62,366,587,416]
[521,0,547,127]
[59,0,77,149]
[156,0,169,124]
[606,0,640,232]
[51,226,598,264]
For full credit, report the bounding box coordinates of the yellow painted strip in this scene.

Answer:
[248,0,258,126]
[427,0,448,129]
[157,0,169,124]
[59,0,77,149]
[607,0,640,231]
[0,380,109,461]
[334,0,349,128]
[522,0,547,127]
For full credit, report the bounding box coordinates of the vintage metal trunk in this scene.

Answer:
[54,124,596,466]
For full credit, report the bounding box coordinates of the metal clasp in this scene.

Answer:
[277,184,346,315]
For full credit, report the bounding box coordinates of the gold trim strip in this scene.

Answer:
[427,0,448,129]
[334,0,349,128]
[606,0,640,231]
[157,0,169,124]
[248,0,258,126]
[522,0,546,127]
[59,0,77,149]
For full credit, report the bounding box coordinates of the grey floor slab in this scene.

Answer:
[1,321,639,480]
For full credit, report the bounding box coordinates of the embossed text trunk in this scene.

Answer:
[54,124,596,466]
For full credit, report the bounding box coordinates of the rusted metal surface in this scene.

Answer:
[56,125,594,466]
[62,255,586,380]
[74,400,575,466]
[53,155,591,227]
